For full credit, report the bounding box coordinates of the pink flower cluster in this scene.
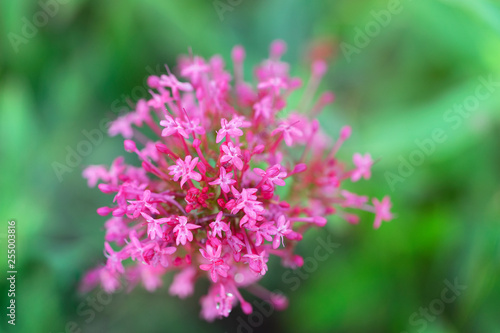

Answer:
[81,40,393,321]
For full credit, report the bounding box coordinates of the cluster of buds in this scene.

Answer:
[81,40,393,321]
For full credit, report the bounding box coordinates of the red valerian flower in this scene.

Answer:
[173,216,201,246]
[209,167,236,193]
[199,244,230,283]
[82,40,394,321]
[372,196,394,229]
[209,212,230,238]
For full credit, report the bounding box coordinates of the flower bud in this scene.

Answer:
[124,140,136,152]
[98,183,115,194]
[293,163,307,174]
[313,216,327,227]
[97,206,112,216]
[340,125,352,140]
[147,75,160,88]
[312,60,327,78]
[270,39,287,58]
[231,45,245,63]
[240,301,253,314]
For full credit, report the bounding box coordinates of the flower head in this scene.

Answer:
[82,41,394,321]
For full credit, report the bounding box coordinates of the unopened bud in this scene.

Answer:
[97,206,112,216]
[124,140,136,152]
[340,125,351,140]
[231,45,245,63]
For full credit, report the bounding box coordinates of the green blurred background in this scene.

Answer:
[1,0,500,332]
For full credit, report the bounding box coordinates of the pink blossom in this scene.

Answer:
[270,215,291,249]
[168,155,202,188]
[127,190,160,218]
[213,284,235,317]
[351,153,373,181]
[200,292,220,322]
[253,96,274,120]
[147,89,171,109]
[143,243,176,267]
[79,267,101,293]
[182,118,205,137]
[83,165,109,187]
[226,233,245,256]
[271,119,303,146]
[169,267,197,299]
[254,164,287,191]
[209,212,230,238]
[180,56,209,85]
[372,196,393,229]
[132,99,151,126]
[160,115,189,138]
[141,141,160,162]
[200,283,238,321]
[159,73,193,97]
[220,142,244,170]
[104,216,129,245]
[100,266,121,293]
[158,245,177,267]
[209,167,236,193]
[82,41,394,321]
[140,212,170,240]
[216,117,245,143]
[199,244,230,282]
[134,263,165,292]
[127,190,159,218]
[104,242,126,273]
[341,190,368,208]
[126,230,154,262]
[105,157,126,186]
[108,114,135,138]
[231,188,264,223]
[173,216,201,246]
[243,251,268,275]
[248,221,274,246]
[257,76,288,95]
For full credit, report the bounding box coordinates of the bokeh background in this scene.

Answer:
[1,0,500,332]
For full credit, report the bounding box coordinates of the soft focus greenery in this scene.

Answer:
[1,0,500,332]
